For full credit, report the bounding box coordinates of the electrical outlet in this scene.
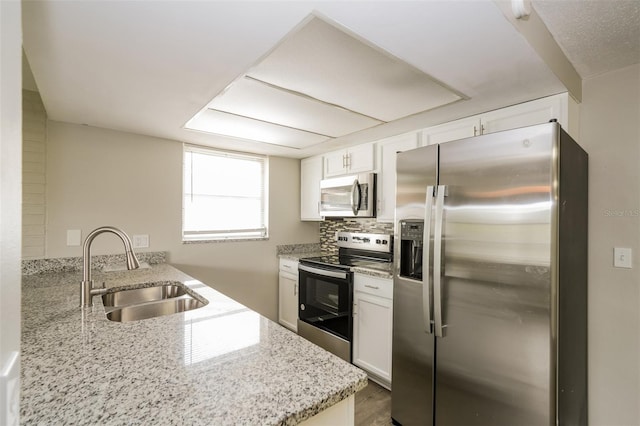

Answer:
[133,234,149,248]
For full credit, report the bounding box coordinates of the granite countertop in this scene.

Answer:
[21,263,367,425]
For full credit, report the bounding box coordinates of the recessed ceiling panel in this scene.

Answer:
[248,16,463,122]
[186,109,329,149]
[208,77,383,137]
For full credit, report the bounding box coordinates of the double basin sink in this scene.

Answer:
[102,281,206,322]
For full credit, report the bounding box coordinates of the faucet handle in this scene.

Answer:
[89,281,108,297]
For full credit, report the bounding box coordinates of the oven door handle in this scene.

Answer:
[299,264,349,280]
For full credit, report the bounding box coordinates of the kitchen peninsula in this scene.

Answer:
[20,259,367,425]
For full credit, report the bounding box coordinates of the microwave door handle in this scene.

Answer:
[351,179,361,216]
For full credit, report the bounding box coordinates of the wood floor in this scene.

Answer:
[355,380,392,426]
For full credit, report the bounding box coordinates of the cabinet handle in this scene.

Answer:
[473,125,477,136]
[294,283,297,297]
[347,153,351,169]
[342,154,347,168]
[364,284,380,290]
[481,124,485,135]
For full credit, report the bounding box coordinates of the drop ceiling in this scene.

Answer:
[21,1,640,158]
[186,15,464,149]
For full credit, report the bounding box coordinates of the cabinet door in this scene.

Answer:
[324,150,348,177]
[278,272,298,332]
[346,143,375,174]
[377,133,419,222]
[353,290,393,387]
[300,156,323,221]
[324,143,376,177]
[421,116,479,146]
[480,94,567,134]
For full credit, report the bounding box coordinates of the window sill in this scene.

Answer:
[182,237,269,244]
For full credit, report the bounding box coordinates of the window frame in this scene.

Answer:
[182,144,269,242]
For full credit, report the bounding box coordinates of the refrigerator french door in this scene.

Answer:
[392,122,588,426]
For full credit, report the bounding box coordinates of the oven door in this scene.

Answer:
[298,264,353,343]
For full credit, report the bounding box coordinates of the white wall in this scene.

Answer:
[45,121,319,320]
[579,63,640,426]
[0,0,22,423]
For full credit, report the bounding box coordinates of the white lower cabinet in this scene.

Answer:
[278,258,298,332]
[352,274,393,389]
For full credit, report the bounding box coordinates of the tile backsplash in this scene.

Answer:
[320,218,394,255]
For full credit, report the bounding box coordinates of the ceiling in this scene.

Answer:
[22,0,640,159]
[185,15,464,150]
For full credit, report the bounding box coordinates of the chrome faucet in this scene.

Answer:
[81,226,140,307]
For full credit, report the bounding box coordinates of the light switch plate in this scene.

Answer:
[133,234,149,248]
[614,247,632,268]
[66,229,81,246]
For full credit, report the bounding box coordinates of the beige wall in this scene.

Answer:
[579,63,640,425]
[45,121,319,320]
[22,89,47,259]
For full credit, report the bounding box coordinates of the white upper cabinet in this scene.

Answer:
[421,116,479,146]
[422,93,571,145]
[376,132,420,222]
[299,93,575,223]
[300,155,324,221]
[324,142,375,177]
[480,93,568,134]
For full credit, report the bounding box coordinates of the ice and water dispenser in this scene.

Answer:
[399,220,424,280]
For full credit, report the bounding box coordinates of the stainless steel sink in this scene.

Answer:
[102,282,206,322]
[102,282,188,308]
[106,297,205,322]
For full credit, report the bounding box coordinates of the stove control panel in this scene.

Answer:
[336,231,393,253]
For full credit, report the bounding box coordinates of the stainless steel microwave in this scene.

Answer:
[319,173,376,218]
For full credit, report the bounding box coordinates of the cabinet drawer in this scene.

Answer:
[279,258,299,274]
[354,274,393,299]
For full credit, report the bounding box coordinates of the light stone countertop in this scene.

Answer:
[21,263,367,425]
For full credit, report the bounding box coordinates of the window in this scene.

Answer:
[183,145,268,241]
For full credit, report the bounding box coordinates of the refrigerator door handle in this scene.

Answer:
[422,185,435,334]
[433,184,447,337]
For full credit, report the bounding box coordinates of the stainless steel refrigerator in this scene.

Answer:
[392,122,588,425]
